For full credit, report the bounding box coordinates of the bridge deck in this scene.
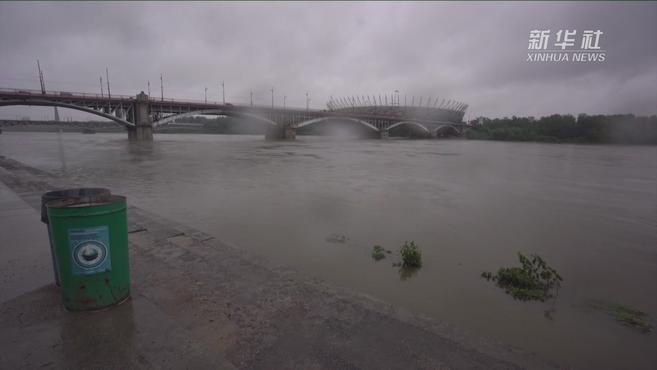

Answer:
[0,87,466,127]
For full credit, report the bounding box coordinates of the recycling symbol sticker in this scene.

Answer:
[68,226,112,275]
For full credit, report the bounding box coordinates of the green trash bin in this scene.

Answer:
[41,188,111,286]
[46,195,130,311]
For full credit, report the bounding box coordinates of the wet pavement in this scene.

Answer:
[0,181,53,303]
[0,155,555,369]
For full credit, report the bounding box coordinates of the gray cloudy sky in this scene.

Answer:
[0,1,655,119]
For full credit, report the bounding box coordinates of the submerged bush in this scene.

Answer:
[371,245,386,261]
[400,241,422,267]
[482,253,562,301]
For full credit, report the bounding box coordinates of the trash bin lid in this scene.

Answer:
[46,194,124,208]
[41,188,111,223]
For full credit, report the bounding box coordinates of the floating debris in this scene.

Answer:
[325,233,348,244]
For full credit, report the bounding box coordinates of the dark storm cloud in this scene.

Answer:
[0,1,655,119]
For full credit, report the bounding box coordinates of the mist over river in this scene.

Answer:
[1,132,655,369]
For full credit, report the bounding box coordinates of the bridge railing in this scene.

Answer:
[0,86,316,112]
[146,96,326,113]
[0,87,135,101]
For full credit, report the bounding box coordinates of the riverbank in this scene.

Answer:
[0,155,556,369]
[466,114,657,145]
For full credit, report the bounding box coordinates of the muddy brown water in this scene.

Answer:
[1,132,656,369]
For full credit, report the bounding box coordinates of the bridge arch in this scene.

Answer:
[294,117,379,132]
[0,99,134,127]
[153,109,277,127]
[434,125,460,137]
[386,121,431,135]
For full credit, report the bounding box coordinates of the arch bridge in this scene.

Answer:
[0,88,467,141]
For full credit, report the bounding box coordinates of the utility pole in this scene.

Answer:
[105,67,111,100]
[105,67,112,116]
[100,76,104,98]
[250,91,253,107]
[204,87,207,104]
[36,60,46,94]
[283,95,286,109]
[270,87,274,109]
[160,73,164,101]
[221,81,225,104]
[305,92,310,112]
[37,60,59,121]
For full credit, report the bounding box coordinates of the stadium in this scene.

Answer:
[327,94,467,122]
[301,93,469,138]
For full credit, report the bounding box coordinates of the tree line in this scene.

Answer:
[466,114,657,145]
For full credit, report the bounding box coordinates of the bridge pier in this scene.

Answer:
[127,92,153,142]
[265,125,296,140]
[380,129,389,139]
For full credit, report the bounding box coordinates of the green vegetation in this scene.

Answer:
[589,301,652,333]
[481,253,562,301]
[467,114,657,145]
[371,245,386,261]
[400,241,422,267]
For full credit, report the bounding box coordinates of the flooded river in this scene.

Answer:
[1,132,656,369]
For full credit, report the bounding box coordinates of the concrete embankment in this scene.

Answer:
[0,155,557,369]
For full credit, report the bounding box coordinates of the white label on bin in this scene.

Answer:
[68,226,111,275]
